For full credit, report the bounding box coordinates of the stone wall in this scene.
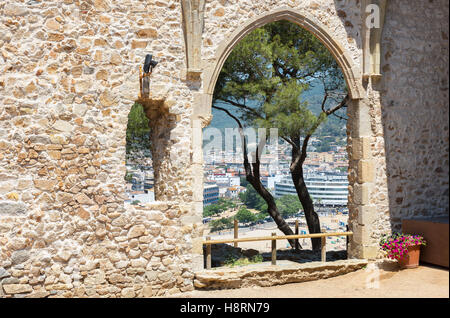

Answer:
[380,0,449,230]
[0,202,199,297]
[0,0,201,297]
[0,0,448,297]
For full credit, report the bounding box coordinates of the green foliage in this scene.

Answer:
[255,211,269,222]
[239,184,267,212]
[209,217,234,232]
[315,115,346,142]
[210,80,347,146]
[203,205,221,218]
[275,195,303,218]
[218,197,237,209]
[240,177,249,188]
[315,140,331,152]
[124,172,134,183]
[214,20,346,143]
[131,200,140,205]
[203,198,237,217]
[126,103,151,155]
[224,254,264,267]
[235,207,256,223]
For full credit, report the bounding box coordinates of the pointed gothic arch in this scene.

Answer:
[203,7,364,106]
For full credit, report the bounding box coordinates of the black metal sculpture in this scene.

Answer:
[140,54,158,98]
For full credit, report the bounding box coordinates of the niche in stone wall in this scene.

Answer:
[124,103,155,205]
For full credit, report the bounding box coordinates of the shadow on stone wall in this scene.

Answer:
[378,0,450,232]
[138,98,179,202]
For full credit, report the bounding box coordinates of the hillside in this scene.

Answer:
[208,80,347,147]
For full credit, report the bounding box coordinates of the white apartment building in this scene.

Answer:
[275,173,348,206]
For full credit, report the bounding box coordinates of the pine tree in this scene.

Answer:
[213,20,348,250]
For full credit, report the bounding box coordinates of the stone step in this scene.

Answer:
[194,259,368,290]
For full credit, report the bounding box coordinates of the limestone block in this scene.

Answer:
[357,160,375,183]
[84,270,106,286]
[0,268,10,279]
[121,287,136,298]
[73,104,88,117]
[53,120,74,133]
[55,250,73,263]
[108,273,131,284]
[361,246,379,260]
[2,284,32,294]
[194,260,368,289]
[180,215,202,225]
[353,183,372,205]
[128,225,146,239]
[352,224,371,245]
[352,137,371,160]
[141,285,153,297]
[357,205,377,226]
[74,193,95,205]
[191,237,204,255]
[0,201,27,215]
[4,4,28,16]
[11,250,30,265]
[33,179,58,191]
[136,28,158,38]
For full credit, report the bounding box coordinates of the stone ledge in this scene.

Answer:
[193,259,368,290]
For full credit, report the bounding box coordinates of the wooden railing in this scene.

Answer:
[203,231,353,269]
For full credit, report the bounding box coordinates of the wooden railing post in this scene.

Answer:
[234,219,238,248]
[202,232,353,266]
[321,236,326,262]
[295,220,299,250]
[206,236,211,269]
[271,233,277,265]
[346,225,349,254]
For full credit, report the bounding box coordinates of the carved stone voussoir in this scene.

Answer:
[362,0,387,80]
[181,0,206,75]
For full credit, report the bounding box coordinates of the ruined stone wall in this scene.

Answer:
[0,0,199,297]
[380,0,449,230]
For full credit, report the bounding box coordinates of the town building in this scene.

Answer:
[203,182,220,206]
[275,173,349,206]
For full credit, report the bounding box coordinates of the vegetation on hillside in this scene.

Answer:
[203,198,237,217]
[126,103,151,162]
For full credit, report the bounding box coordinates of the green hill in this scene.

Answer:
[208,80,347,144]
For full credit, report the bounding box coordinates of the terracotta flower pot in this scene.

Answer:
[398,245,421,269]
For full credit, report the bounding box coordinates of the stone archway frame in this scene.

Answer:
[203,6,365,105]
[193,7,376,260]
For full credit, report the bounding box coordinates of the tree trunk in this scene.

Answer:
[247,177,297,248]
[212,104,299,249]
[291,168,322,250]
[290,140,322,251]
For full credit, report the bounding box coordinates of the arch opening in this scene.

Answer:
[124,102,155,205]
[200,17,354,265]
[203,7,364,107]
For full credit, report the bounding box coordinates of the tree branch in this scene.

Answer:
[212,105,252,176]
[300,134,311,164]
[215,98,264,120]
[330,112,348,121]
[281,136,298,150]
[320,93,328,113]
[324,93,349,116]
